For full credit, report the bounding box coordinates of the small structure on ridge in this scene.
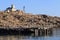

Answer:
[5,4,16,12]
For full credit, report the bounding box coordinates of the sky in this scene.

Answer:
[0,0,60,16]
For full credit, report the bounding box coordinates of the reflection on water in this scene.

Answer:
[53,28,60,36]
[0,28,60,40]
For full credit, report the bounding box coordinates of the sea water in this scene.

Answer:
[0,28,60,40]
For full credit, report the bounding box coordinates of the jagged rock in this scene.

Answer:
[0,10,60,28]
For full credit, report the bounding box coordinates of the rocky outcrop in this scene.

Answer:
[0,11,60,28]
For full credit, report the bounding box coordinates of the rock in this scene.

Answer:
[0,5,60,28]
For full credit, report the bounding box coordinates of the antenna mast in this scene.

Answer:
[23,6,25,12]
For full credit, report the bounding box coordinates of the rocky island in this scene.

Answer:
[0,5,60,35]
[0,5,60,29]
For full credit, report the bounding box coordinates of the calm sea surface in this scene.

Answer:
[0,28,60,40]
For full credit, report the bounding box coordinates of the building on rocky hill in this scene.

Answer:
[5,4,16,12]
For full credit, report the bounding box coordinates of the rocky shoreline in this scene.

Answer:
[0,10,60,28]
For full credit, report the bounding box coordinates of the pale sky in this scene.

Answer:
[0,0,60,16]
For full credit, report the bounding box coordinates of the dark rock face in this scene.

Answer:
[0,11,60,28]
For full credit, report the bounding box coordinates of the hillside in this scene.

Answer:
[0,10,60,28]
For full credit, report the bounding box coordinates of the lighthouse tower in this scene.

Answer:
[11,4,16,11]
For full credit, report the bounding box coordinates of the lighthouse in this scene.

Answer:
[5,4,16,12]
[11,4,16,11]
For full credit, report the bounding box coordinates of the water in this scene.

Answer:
[0,28,60,40]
